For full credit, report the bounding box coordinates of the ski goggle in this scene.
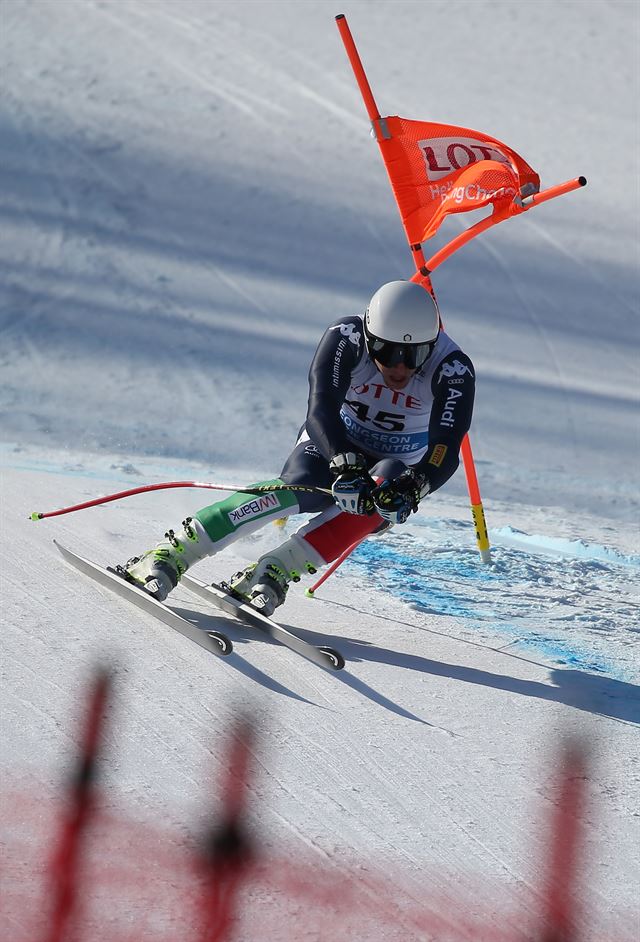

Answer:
[366,333,436,370]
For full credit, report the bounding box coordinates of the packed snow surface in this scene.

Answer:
[1,2,638,940]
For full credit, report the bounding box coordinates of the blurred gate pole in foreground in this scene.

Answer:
[42,668,111,942]
[196,716,255,942]
[539,738,589,942]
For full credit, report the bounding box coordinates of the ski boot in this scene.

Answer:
[123,517,215,600]
[227,535,322,616]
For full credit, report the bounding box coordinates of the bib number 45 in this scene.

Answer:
[346,401,405,432]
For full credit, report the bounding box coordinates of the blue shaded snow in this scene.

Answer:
[345,529,639,682]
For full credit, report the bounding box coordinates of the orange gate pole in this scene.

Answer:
[416,176,586,276]
[336,13,491,563]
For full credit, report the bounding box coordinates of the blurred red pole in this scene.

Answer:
[42,669,111,942]
[539,739,588,942]
[196,717,255,942]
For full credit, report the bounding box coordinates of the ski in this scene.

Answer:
[54,541,233,657]
[180,573,345,671]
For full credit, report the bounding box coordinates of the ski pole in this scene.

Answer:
[305,538,364,597]
[29,481,332,521]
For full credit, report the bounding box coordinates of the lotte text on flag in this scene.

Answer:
[376,117,540,243]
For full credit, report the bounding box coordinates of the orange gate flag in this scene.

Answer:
[376,116,540,243]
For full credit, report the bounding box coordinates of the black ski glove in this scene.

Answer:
[372,468,429,525]
[329,452,376,515]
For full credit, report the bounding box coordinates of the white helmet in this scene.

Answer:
[364,281,440,369]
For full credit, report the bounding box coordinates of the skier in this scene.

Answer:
[122,280,475,615]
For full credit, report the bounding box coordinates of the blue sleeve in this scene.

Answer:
[305,317,364,461]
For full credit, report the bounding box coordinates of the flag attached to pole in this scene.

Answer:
[376,116,540,243]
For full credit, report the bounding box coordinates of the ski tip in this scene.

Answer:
[29,511,43,521]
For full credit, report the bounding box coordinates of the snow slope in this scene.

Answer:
[1,2,638,939]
